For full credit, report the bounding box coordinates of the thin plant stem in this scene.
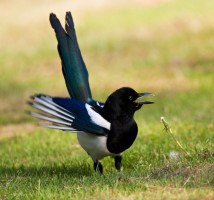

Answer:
[160,117,190,156]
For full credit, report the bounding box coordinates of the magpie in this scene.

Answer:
[29,12,154,174]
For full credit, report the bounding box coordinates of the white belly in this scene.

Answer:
[77,132,117,161]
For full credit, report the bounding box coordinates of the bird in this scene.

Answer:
[29,12,154,174]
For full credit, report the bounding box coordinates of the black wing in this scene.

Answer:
[29,94,110,136]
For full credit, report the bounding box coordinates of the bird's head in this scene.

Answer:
[103,87,154,119]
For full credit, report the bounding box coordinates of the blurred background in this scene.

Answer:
[0,1,214,198]
[0,0,213,132]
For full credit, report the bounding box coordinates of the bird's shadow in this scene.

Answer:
[0,163,93,179]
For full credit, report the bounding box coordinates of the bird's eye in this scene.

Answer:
[129,96,133,101]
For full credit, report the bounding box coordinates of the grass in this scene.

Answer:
[0,0,214,199]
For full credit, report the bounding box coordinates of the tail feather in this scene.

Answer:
[29,94,108,136]
[65,12,86,72]
[49,13,64,33]
[50,12,92,103]
[30,102,73,123]
[40,124,78,132]
[30,112,71,126]
[32,96,74,119]
[39,95,70,112]
[29,95,77,132]
[65,12,78,48]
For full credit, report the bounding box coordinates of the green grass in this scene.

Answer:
[0,0,214,199]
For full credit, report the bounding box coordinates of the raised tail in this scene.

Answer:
[49,12,92,103]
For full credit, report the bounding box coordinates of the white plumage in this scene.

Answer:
[30,95,117,162]
[85,104,111,130]
[77,132,118,161]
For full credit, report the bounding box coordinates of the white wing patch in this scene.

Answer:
[85,104,111,130]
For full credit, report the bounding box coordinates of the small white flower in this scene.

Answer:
[169,151,179,159]
[160,116,164,122]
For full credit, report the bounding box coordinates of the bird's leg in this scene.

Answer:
[93,160,103,174]
[114,155,122,172]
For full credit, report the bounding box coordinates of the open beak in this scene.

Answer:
[134,92,155,105]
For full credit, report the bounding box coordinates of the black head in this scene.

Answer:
[103,87,154,120]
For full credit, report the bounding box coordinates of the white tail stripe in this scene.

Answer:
[34,97,75,119]
[40,96,73,114]
[31,103,73,122]
[40,124,77,131]
[31,112,71,126]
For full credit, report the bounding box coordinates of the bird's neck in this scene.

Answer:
[102,104,134,123]
[101,101,138,154]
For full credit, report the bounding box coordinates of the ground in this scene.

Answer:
[0,0,214,199]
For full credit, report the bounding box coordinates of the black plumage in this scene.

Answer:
[29,12,154,174]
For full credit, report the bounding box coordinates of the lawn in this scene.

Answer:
[0,0,214,199]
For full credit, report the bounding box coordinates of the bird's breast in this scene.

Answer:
[107,120,138,154]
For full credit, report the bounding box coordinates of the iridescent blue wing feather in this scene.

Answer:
[29,95,110,136]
